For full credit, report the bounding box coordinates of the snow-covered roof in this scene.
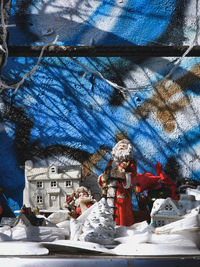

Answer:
[25,160,81,181]
[31,156,80,167]
[26,169,81,181]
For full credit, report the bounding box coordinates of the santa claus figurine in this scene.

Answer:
[98,139,178,227]
[98,139,137,226]
[65,186,95,218]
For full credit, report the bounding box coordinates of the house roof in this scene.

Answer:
[26,165,81,181]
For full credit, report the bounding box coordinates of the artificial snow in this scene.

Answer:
[47,210,70,224]
[0,215,66,242]
[0,241,49,255]
[0,197,200,256]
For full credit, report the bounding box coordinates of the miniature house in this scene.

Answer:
[23,160,82,211]
[151,195,200,227]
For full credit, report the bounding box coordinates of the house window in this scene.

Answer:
[36,181,43,188]
[157,220,165,227]
[51,181,57,187]
[37,196,43,204]
[65,180,72,187]
[165,204,173,211]
[51,167,56,173]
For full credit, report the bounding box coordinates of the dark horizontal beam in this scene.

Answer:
[6,45,200,57]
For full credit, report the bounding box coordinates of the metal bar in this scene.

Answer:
[7,45,200,58]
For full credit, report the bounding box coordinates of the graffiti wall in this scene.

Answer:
[1,0,200,211]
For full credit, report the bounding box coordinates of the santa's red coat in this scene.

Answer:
[132,162,178,200]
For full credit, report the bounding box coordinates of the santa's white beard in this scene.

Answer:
[111,147,132,165]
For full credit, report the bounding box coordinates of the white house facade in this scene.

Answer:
[23,160,81,211]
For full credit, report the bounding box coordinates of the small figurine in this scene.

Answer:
[65,186,95,218]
